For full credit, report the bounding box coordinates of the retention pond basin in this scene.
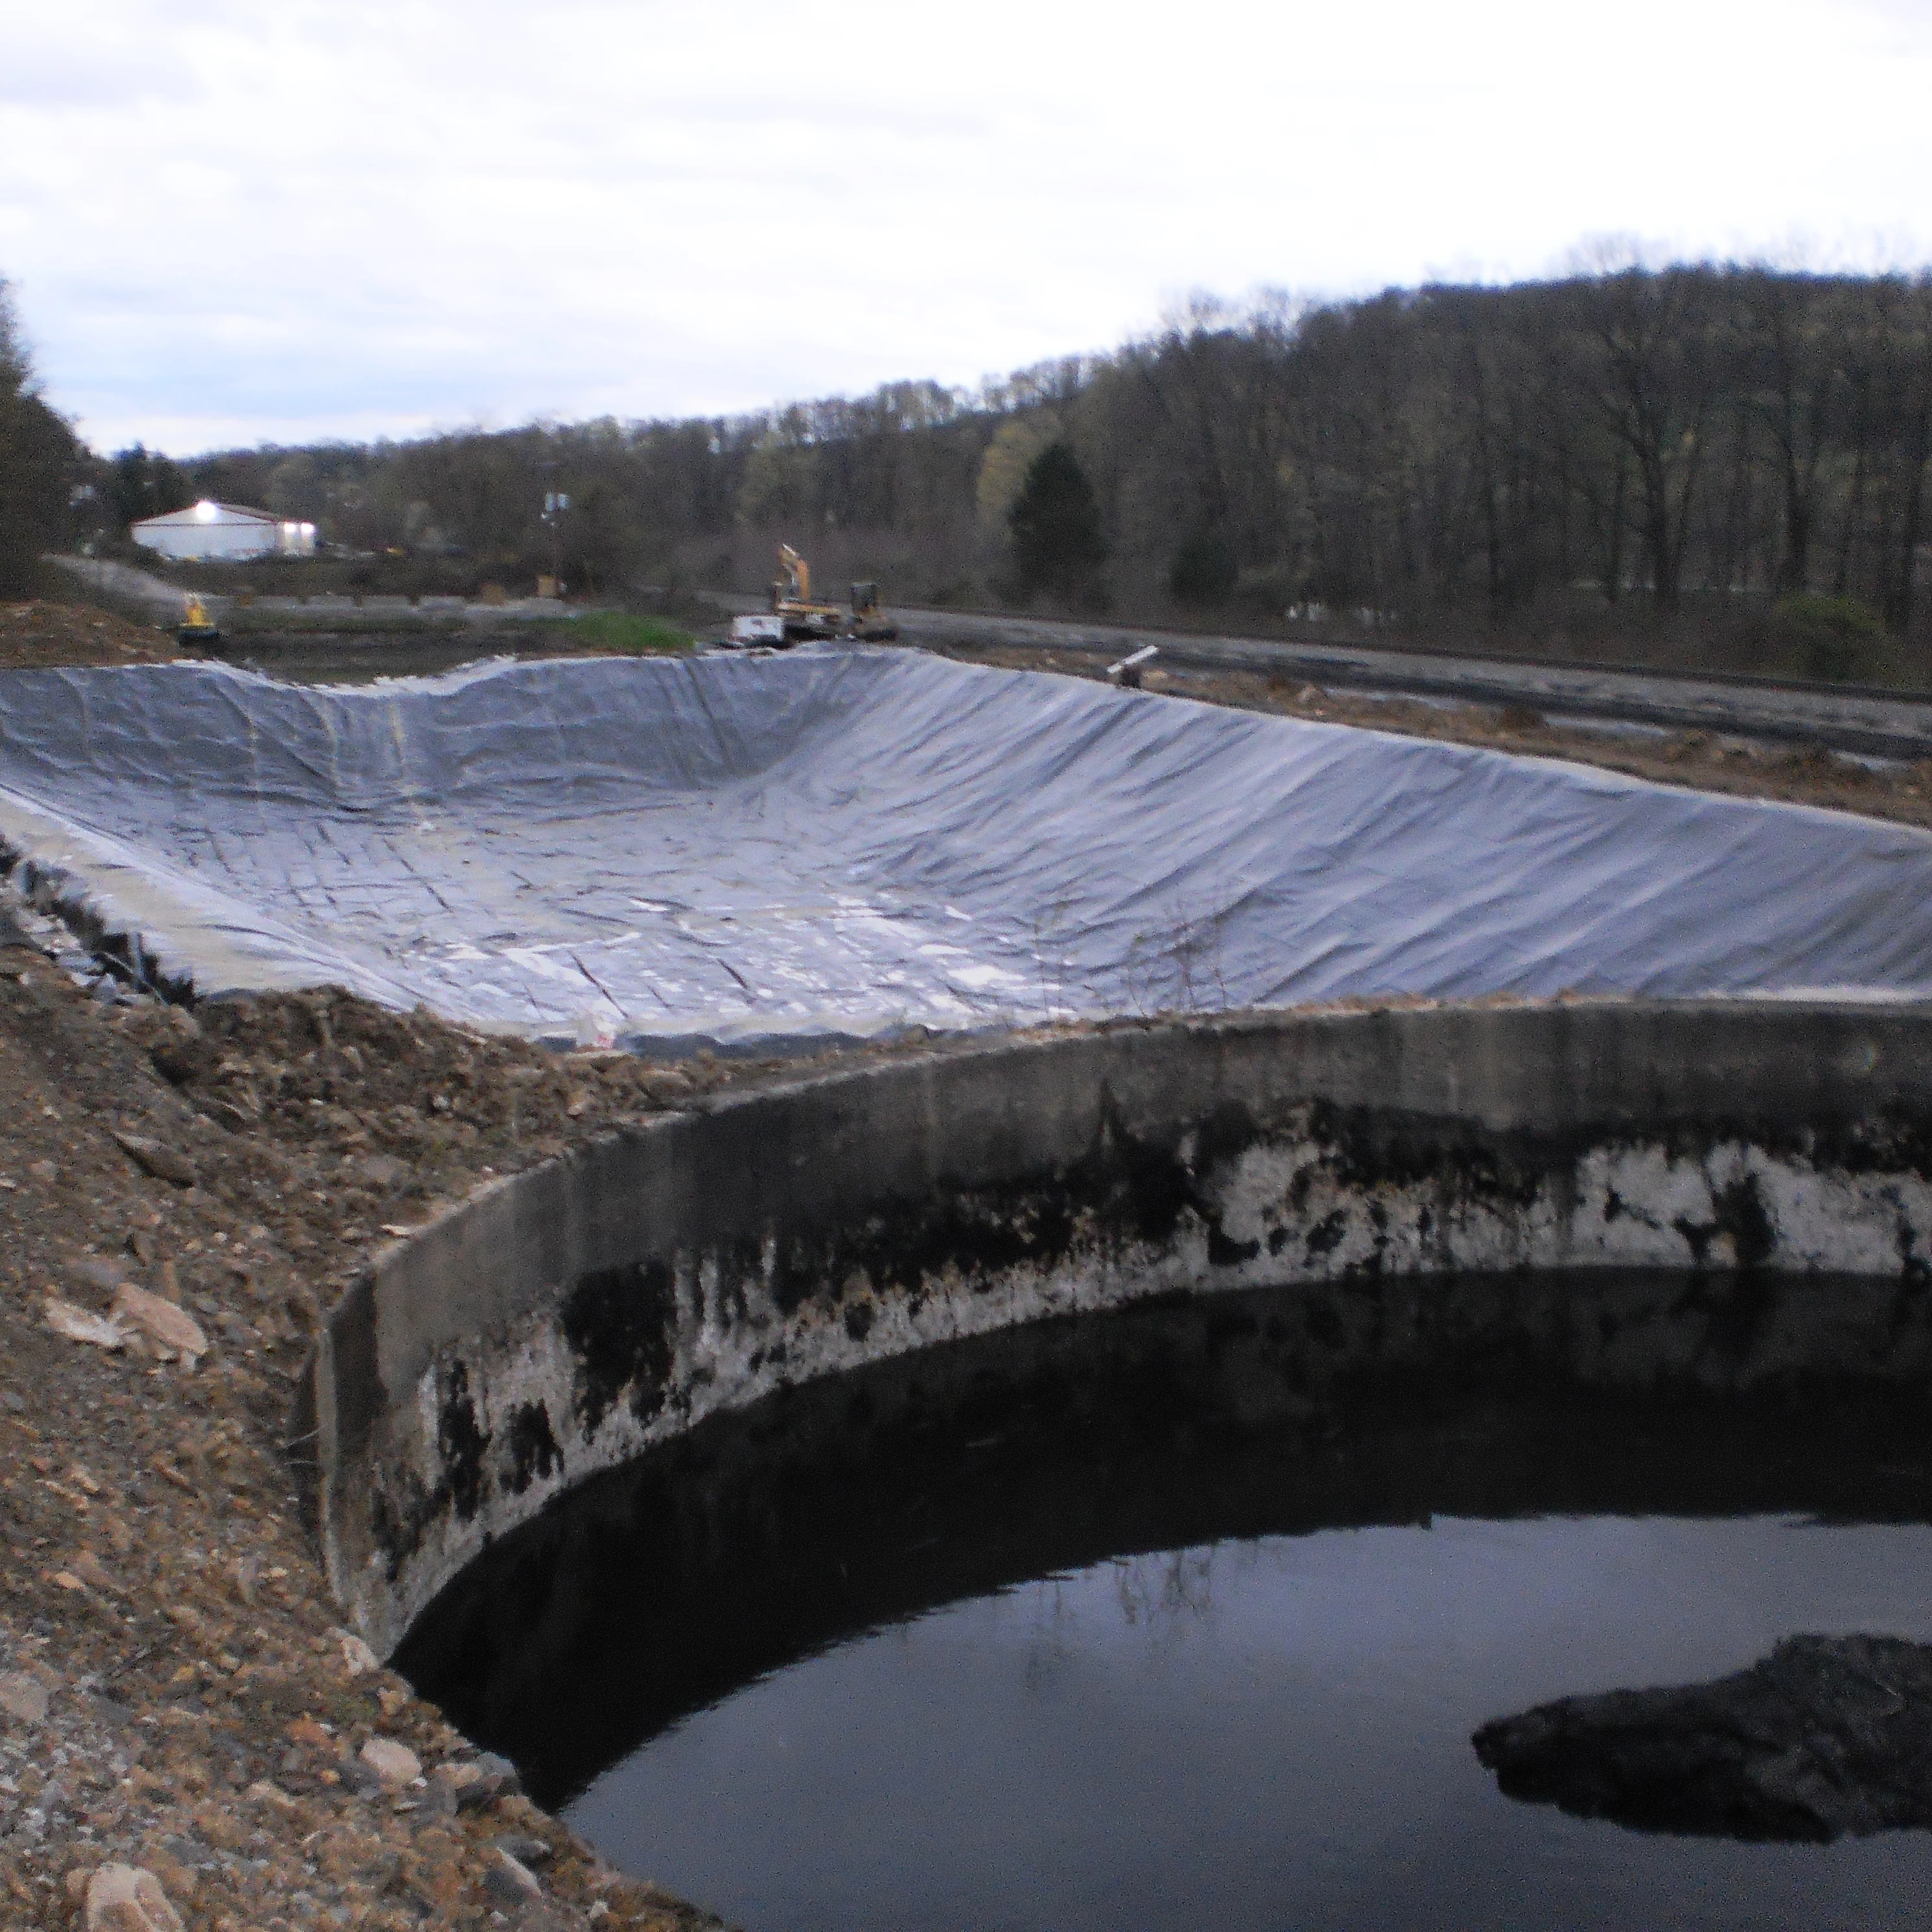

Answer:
[399,1267,1932,1932]
[4,653,1932,1048]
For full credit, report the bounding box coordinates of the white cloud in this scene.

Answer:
[3,0,1929,452]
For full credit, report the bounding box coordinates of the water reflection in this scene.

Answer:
[397,1268,1932,1931]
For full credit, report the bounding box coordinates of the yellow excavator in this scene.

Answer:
[758,545,898,644]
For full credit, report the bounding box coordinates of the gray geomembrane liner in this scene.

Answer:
[0,650,1927,1048]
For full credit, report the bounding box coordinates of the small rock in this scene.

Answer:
[111,1132,197,1187]
[69,1550,116,1593]
[84,1863,185,1932]
[493,1832,554,1866]
[111,1284,207,1367]
[0,1671,49,1724]
[484,1848,545,1902]
[436,1751,522,1811]
[419,1770,460,1819]
[473,1748,524,1799]
[359,1736,421,1788]
[338,1631,380,1677]
[356,1152,414,1191]
[27,1158,57,1184]
[43,1294,126,1352]
[69,1257,130,1296]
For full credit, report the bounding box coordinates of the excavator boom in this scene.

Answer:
[777,544,811,604]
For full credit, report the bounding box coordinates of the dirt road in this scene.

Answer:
[705,593,1932,762]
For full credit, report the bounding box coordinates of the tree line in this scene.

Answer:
[16,261,1932,674]
[0,280,84,596]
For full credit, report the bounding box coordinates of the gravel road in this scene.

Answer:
[706,594,1932,762]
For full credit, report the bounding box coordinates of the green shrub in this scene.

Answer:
[1775,594,1884,683]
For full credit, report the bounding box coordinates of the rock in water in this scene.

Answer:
[1472,1633,1932,1841]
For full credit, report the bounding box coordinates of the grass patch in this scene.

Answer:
[568,610,694,656]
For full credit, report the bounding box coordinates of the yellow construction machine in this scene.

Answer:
[176,595,222,652]
[735,545,899,645]
[769,544,845,641]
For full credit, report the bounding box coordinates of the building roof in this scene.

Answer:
[132,501,283,532]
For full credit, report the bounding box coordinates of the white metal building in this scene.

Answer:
[131,501,317,562]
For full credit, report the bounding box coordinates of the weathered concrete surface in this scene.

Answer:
[1473,1634,1932,1840]
[298,999,1932,1657]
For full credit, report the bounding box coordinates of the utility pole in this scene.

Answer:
[538,460,567,597]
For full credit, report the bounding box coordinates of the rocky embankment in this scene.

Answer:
[0,891,863,1929]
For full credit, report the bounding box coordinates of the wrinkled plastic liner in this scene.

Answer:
[0,652,1927,1050]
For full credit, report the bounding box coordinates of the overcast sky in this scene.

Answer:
[5,0,1931,456]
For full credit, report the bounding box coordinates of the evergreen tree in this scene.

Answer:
[106,443,192,531]
[0,280,79,595]
[1007,441,1106,599]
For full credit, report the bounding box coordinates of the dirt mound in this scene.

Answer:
[118,989,799,1248]
[0,601,177,669]
[0,948,889,1926]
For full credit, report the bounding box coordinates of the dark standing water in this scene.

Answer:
[399,1269,1932,1931]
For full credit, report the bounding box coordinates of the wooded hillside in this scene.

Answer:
[151,265,1932,678]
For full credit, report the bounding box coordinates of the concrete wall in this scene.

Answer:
[296,1000,1932,1657]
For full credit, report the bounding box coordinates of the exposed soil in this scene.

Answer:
[0,908,870,1927]
[0,603,179,671]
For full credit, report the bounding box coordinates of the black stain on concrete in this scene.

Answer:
[561,1259,676,1439]
[506,1402,562,1495]
[1674,1175,1777,1272]
[438,1360,491,1523]
[327,1012,1932,1624]
[362,1357,497,1583]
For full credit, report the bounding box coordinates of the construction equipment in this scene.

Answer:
[848,580,897,642]
[735,545,898,645]
[176,595,222,652]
